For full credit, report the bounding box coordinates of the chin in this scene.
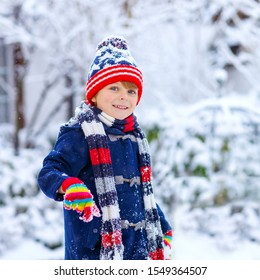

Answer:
[115,115,127,120]
[112,112,130,120]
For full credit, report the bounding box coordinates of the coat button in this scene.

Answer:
[93,228,98,233]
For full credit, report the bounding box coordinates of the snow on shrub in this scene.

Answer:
[0,145,63,255]
[151,97,260,249]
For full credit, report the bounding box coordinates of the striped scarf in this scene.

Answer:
[76,102,164,260]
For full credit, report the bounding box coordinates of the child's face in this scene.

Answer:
[91,82,138,120]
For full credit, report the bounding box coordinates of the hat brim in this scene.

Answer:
[86,65,143,106]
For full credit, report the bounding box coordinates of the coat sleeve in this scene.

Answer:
[156,203,173,234]
[37,124,90,201]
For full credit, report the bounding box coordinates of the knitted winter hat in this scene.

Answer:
[86,36,143,105]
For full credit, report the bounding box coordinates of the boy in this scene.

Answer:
[38,36,172,260]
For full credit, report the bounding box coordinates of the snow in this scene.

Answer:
[0,239,63,260]
[174,206,260,260]
[1,0,260,262]
[1,206,260,260]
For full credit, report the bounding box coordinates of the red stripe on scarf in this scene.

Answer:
[149,248,164,260]
[123,115,135,132]
[102,231,122,248]
[89,148,112,165]
[140,166,152,182]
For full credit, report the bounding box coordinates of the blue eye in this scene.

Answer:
[110,86,118,91]
[128,89,137,95]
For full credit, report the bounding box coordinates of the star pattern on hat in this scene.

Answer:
[86,35,143,105]
[97,36,128,51]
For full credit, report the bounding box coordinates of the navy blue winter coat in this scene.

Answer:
[38,121,172,260]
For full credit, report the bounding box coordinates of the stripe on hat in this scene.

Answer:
[86,65,143,105]
[87,70,143,94]
[87,65,143,88]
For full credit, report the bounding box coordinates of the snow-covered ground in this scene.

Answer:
[173,207,260,260]
[0,239,63,260]
[1,206,260,260]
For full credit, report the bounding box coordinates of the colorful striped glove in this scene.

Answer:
[163,229,173,260]
[62,177,101,222]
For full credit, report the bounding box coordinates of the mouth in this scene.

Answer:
[113,105,129,110]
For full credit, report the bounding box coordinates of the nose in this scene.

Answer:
[119,89,128,100]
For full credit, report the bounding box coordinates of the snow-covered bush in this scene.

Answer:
[181,201,260,251]
[0,131,63,256]
[151,96,260,249]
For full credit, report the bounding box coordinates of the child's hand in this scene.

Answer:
[163,229,173,260]
[61,177,101,222]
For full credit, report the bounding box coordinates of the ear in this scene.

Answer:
[91,96,97,103]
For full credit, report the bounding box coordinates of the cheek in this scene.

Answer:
[99,94,113,103]
[96,96,113,110]
[131,98,138,107]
